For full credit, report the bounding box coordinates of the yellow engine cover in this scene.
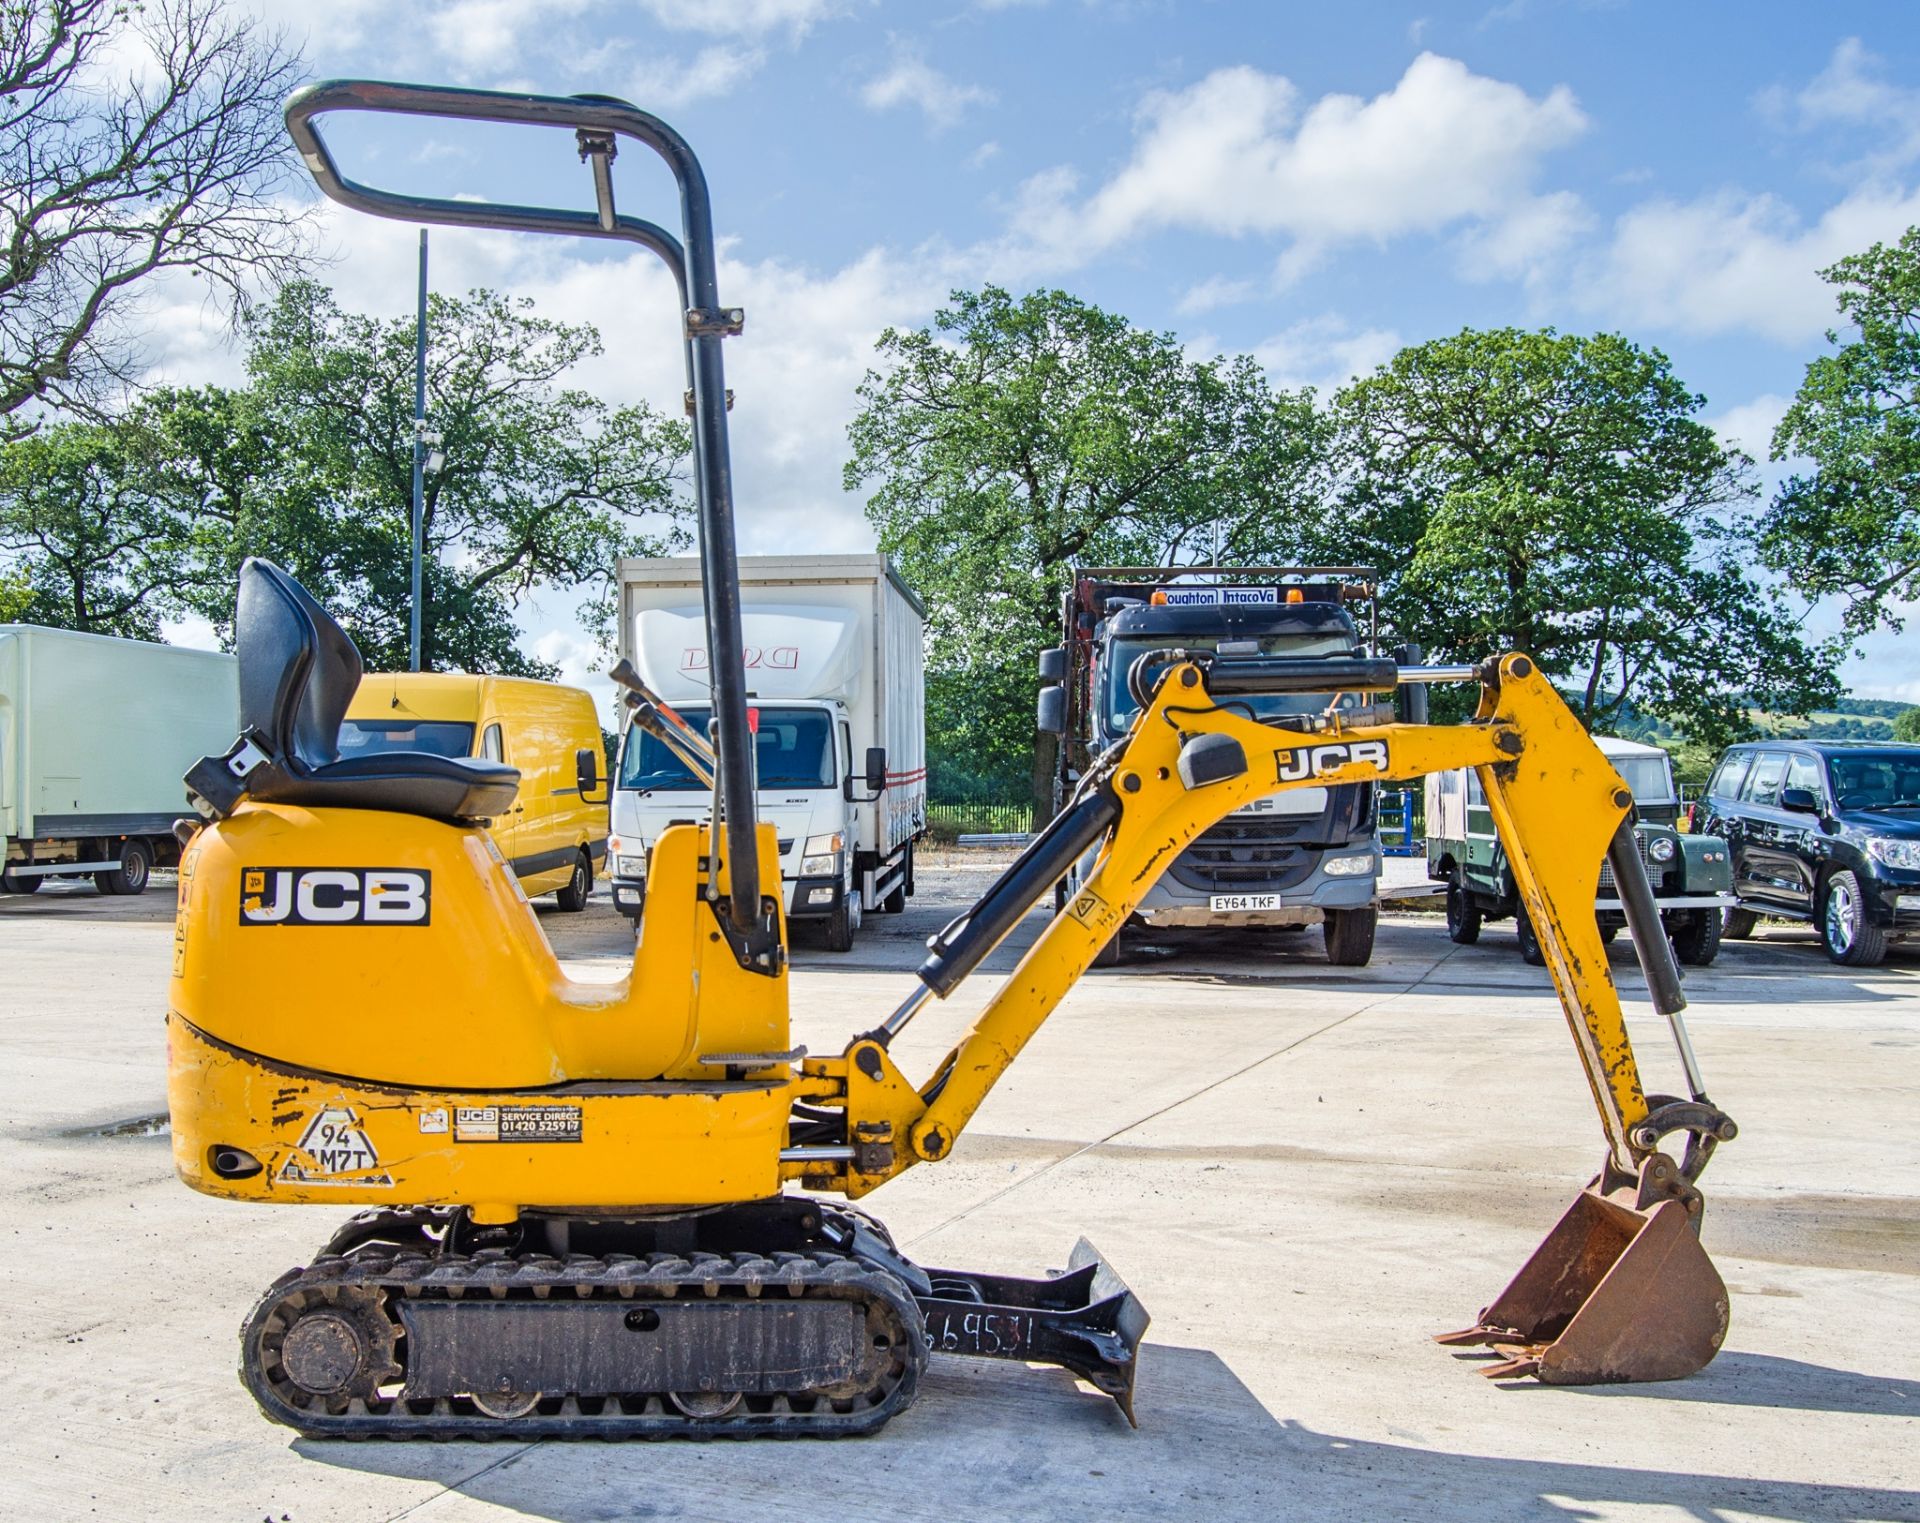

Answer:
[167,803,794,1211]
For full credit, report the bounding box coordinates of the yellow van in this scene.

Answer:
[340,673,609,909]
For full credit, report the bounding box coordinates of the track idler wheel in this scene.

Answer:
[1437,1153,1729,1384]
[250,1281,401,1413]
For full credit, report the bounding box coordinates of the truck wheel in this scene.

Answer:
[1670,908,1722,967]
[1596,919,1619,945]
[1819,869,1887,967]
[554,851,592,912]
[93,840,152,896]
[1515,908,1547,967]
[1324,906,1377,966]
[2,868,42,894]
[1091,925,1127,966]
[825,881,862,952]
[1445,876,1481,945]
[1722,906,1759,940]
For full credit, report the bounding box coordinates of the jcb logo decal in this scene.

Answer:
[1275,741,1390,783]
[240,868,431,926]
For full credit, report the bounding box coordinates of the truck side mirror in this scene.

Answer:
[1037,646,1067,683]
[865,746,887,794]
[1780,786,1819,814]
[1392,643,1427,725]
[1037,684,1066,736]
[576,747,605,802]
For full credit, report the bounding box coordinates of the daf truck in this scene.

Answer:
[1,624,237,895]
[1037,567,1389,965]
[611,554,926,951]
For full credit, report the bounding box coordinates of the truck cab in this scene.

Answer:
[608,556,926,953]
[1041,569,1384,966]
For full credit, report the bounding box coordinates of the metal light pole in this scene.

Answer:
[409,228,428,671]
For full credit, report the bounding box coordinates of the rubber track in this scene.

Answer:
[240,1244,926,1440]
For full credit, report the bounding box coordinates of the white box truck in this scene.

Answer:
[611,554,926,950]
[1,625,238,895]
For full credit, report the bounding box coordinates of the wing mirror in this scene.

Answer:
[1392,642,1428,725]
[1037,684,1066,736]
[865,746,887,794]
[576,747,607,803]
[1037,646,1067,683]
[1780,786,1820,814]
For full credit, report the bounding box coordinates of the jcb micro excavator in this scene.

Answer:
[165,80,1738,1438]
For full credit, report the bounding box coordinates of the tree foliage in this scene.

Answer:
[846,286,1327,801]
[1894,707,1920,744]
[0,418,186,637]
[0,281,692,672]
[1762,227,1920,641]
[1310,328,1834,746]
[1,0,310,432]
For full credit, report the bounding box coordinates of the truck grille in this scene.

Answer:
[1168,815,1320,894]
[1598,832,1669,893]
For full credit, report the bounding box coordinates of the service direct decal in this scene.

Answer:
[239,868,432,926]
[452,1105,583,1144]
[1274,740,1390,783]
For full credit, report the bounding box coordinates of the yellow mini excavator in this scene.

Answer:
[166,80,1738,1438]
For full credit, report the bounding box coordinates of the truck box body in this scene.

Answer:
[612,555,925,945]
[1,625,237,890]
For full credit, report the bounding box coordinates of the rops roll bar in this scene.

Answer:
[283,80,776,968]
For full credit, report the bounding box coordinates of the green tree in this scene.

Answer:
[148,281,692,673]
[1315,328,1834,746]
[0,419,189,637]
[846,286,1329,804]
[1763,228,1920,640]
[1894,708,1920,743]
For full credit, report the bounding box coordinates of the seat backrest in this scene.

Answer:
[235,559,364,773]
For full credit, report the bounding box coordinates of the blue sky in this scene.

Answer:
[150,0,1920,705]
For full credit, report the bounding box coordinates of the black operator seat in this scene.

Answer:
[233,558,520,822]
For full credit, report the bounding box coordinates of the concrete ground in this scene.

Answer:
[2,855,1916,1522]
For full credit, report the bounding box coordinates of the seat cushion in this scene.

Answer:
[250,752,521,824]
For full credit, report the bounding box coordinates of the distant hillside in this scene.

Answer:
[1575,692,1917,750]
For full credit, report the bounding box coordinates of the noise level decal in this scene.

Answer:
[277,1104,393,1188]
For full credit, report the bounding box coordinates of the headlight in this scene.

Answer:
[801,834,844,877]
[1646,835,1677,863]
[615,854,647,879]
[1868,836,1920,871]
[1323,853,1375,877]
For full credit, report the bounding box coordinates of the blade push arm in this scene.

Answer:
[805,653,1698,1196]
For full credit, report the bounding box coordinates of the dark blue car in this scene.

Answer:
[1695,741,1920,966]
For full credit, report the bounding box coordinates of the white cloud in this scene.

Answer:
[1783,37,1920,173]
[861,45,997,130]
[1454,189,1593,284]
[426,0,596,73]
[1577,182,1920,343]
[1248,315,1402,394]
[1008,54,1587,276]
[967,141,1002,170]
[1176,275,1260,315]
[627,44,768,109]
[635,0,845,36]
[1708,393,1791,463]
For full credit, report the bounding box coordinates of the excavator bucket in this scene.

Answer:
[1437,1187,1728,1383]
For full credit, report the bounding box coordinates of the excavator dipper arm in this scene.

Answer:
[811,651,1736,1385]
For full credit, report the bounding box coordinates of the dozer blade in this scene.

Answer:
[1437,1186,1728,1384]
[917,1238,1150,1425]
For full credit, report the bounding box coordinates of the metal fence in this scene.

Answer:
[928,800,1036,839]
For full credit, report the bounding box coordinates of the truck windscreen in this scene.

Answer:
[620,706,837,791]
[1103,633,1359,731]
[337,720,476,758]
